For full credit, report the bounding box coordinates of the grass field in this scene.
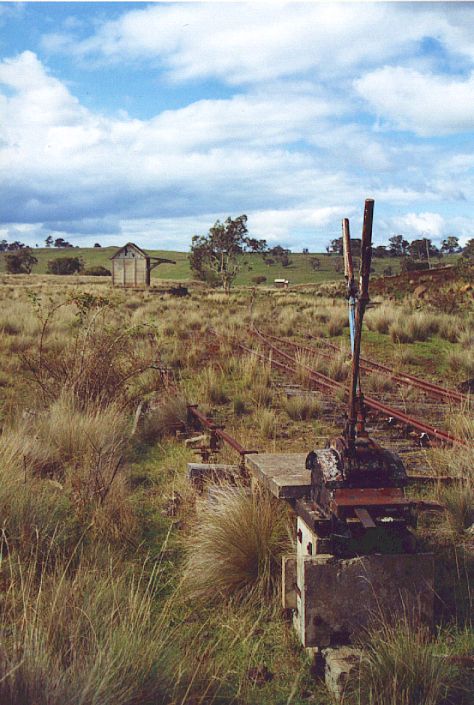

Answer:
[0,246,460,285]
[0,272,471,705]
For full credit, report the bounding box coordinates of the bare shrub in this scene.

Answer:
[22,294,165,409]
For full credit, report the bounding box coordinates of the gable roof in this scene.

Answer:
[110,242,149,260]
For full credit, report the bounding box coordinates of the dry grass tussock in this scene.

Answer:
[446,348,474,378]
[182,484,291,604]
[257,408,277,438]
[365,303,401,335]
[284,394,320,421]
[428,413,473,537]
[327,309,348,337]
[357,619,464,705]
[0,394,137,553]
[0,553,181,705]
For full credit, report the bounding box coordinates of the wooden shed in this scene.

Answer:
[111,243,175,288]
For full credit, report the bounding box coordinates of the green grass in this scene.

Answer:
[0,248,448,285]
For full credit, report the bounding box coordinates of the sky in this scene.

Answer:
[1,1,474,251]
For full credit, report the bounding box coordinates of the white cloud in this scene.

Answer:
[1,45,472,251]
[42,3,471,85]
[392,211,445,238]
[355,66,474,136]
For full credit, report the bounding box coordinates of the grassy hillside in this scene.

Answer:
[0,246,460,286]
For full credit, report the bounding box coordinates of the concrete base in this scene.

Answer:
[322,647,363,702]
[284,551,434,648]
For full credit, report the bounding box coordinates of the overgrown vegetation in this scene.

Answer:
[0,274,471,704]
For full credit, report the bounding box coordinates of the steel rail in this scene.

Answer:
[308,334,468,405]
[256,329,468,405]
[247,330,469,448]
[187,404,258,459]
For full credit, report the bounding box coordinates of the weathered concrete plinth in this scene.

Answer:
[322,647,363,702]
[283,552,434,648]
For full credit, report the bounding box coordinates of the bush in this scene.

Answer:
[182,485,291,603]
[400,259,430,272]
[84,266,111,276]
[5,248,38,274]
[47,257,83,275]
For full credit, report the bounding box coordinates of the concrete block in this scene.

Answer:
[323,647,363,702]
[296,552,434,648]
[282,555,297,609]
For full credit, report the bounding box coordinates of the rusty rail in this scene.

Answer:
[309,334,469,405]
[187,404,258,462]
[256,329,469,406]
[246,330,469,448]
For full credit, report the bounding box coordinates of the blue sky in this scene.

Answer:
[1,2,474,251]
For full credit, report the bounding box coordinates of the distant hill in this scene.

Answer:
[0,246,460,286]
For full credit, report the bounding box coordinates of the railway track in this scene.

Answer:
[242,328,470,448]
[255,329,469,406]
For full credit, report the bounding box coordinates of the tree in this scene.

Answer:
[373,245,389,258]
[326,237,343,255]
[94,242,102,248]
[54,237,73,248]
[0,240,8,252]
[5,248,38,274]
[302,247,309,255]
[47,256,84,275]
[388,235,409,257]
[7,241,26,251]
[269,245,292,264]
[190,215,267,293]
[462,238,474,260]
[45,235,54,248]
[441,236,461,254]
[408,238,438,260]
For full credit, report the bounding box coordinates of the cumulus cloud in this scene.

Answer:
[392,211,446,238]
[3,0,474,251]
[41,3,472,84]
[355,66,474,136]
